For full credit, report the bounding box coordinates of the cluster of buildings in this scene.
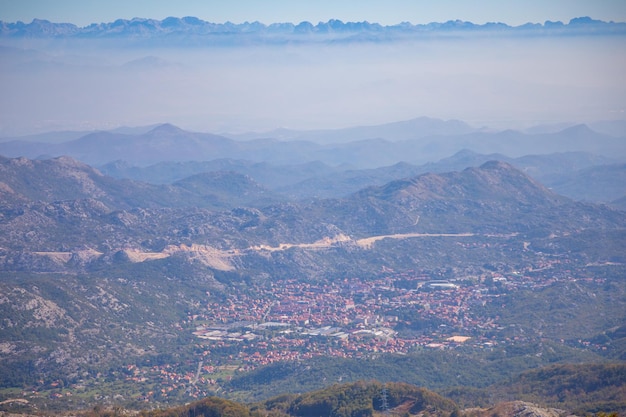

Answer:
[187,264,564,369]
[55,257,596,404]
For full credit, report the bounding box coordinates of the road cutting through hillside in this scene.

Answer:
[355,232,475,249]
[248,232,476,252]
[31,232,483,271]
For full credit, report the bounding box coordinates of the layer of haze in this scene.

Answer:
[0,34,625,136]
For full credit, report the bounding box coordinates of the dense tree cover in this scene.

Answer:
[77,383,456,417]
[492,363,626,414]
[444,363,626,414]
[140,397,251,417]
[4,363,625,416]
[74,398,252,417]
[224,344,602,401]
[255,381,456,417]
[287,382,379,417]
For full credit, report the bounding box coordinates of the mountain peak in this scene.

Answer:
[53,154,87,166]
[559,124,597,136]
[147,123,185,135]
[1,16,624,41]
[479,160,516,171]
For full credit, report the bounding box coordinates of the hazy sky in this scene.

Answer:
[1,0,626,26]
[0,1,625,136]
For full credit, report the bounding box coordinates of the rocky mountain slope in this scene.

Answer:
[0,155,624,413]
[1,156,622,267]
[0,155,280,210]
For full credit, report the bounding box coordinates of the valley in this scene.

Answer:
[0,150,624,414]
[1,9,626,416]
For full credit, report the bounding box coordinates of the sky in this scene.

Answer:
[0,1,625,136]
[1,0,626,26]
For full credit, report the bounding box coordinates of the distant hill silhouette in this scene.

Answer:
[1,17,625,44]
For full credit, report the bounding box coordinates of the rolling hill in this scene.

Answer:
[0,155,280,210]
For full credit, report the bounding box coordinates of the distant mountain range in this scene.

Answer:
[271,150,626,204]
[2,117,625,205]
[1,119,624,168]
[1,16,624,44]
[226,116,479,144]
[95,149,626,205]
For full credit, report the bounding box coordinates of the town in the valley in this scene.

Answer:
[31,247,612,405]
[114,253,608,402]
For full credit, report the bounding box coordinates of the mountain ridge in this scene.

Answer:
[1,120,623,168]
[2,155,623,262]
[0,155,280,211]
[1,16,625,42]
[227,116,479,143]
